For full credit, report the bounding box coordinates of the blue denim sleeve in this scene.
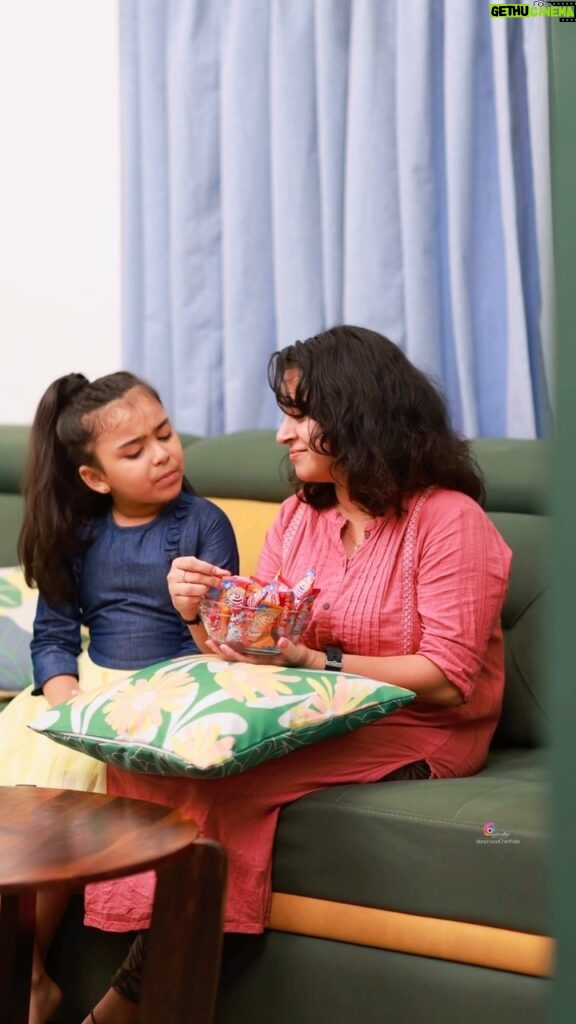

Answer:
[30,593,83,695]
[191,500,240,574]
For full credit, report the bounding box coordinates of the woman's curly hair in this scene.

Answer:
[268,325,485,515]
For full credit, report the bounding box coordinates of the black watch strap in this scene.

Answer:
[181,612,202,626]
[324,645,343,672]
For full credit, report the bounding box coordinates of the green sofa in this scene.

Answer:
[0,427,552,1023]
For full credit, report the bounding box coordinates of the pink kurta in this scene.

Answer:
[84,489,511,934]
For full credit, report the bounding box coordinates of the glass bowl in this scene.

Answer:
[199,595,312,656]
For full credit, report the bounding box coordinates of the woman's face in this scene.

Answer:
[78,387,185,517]
[275,369,335,484]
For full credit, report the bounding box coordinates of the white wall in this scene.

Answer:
[0,1,122,423]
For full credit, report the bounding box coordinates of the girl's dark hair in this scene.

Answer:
[268,325,485,514]
[18,371,177,604]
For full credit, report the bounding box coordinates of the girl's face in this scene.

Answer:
[78,388,184,520]
[275,369,335,484]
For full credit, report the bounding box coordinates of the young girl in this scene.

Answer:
[0,370,238,1024]
[84,327,512,1024]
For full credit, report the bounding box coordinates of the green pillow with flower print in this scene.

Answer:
[0,566,37,699]
[28,655,416,779]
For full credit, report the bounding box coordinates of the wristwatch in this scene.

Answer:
[324,645,343,672]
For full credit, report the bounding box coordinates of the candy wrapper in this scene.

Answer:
[200,571,319,654]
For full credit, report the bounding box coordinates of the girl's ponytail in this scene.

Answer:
[19,373,102,603]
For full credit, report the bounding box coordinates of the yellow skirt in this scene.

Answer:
[0,652,130,792]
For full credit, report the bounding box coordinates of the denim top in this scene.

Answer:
[31,492,239,692]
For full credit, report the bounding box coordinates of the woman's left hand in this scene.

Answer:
[204,636,325,670]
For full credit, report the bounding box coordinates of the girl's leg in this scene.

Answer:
[29,885,73,1024]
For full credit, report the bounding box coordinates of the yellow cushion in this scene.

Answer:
[207,498,280,578]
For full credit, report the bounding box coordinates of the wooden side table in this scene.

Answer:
[0,785,227,1024]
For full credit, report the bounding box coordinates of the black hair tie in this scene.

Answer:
[58,372,90,407]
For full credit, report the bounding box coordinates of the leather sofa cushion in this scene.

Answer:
[185,431,290,502]
[0,425,30,491]
[0,495,24,568]
[273,747,549,935]
[471,438,549,515]
[488,512,551,749]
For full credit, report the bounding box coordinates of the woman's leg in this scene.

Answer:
[87,727,436,937]
[79,990,138,1024]
[80,932,147,1024]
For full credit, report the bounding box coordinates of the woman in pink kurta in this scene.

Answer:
[83,326,511,1024]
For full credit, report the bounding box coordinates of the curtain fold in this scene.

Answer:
[120,0,554,439]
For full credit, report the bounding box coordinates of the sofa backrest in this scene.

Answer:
[0,426,30,568]
[471,439,551,751]
[184,430,291,502]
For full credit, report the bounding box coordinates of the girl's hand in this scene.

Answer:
[43,674,82,707]
[204,636,325,670]
[168,556,230,622]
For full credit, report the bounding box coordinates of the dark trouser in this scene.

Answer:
[382,758,431,781]
[111,759,431,1003]
[111,930,148,1004]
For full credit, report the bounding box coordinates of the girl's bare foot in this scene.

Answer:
[28,970,62,1024]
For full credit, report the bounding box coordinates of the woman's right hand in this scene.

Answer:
[167,556,230,623]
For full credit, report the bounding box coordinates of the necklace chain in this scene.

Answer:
[345,520,370,553]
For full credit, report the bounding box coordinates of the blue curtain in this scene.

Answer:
[119,0,554,439]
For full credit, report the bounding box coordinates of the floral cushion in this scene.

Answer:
[0,566,37,699]
[28,655,416,779]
